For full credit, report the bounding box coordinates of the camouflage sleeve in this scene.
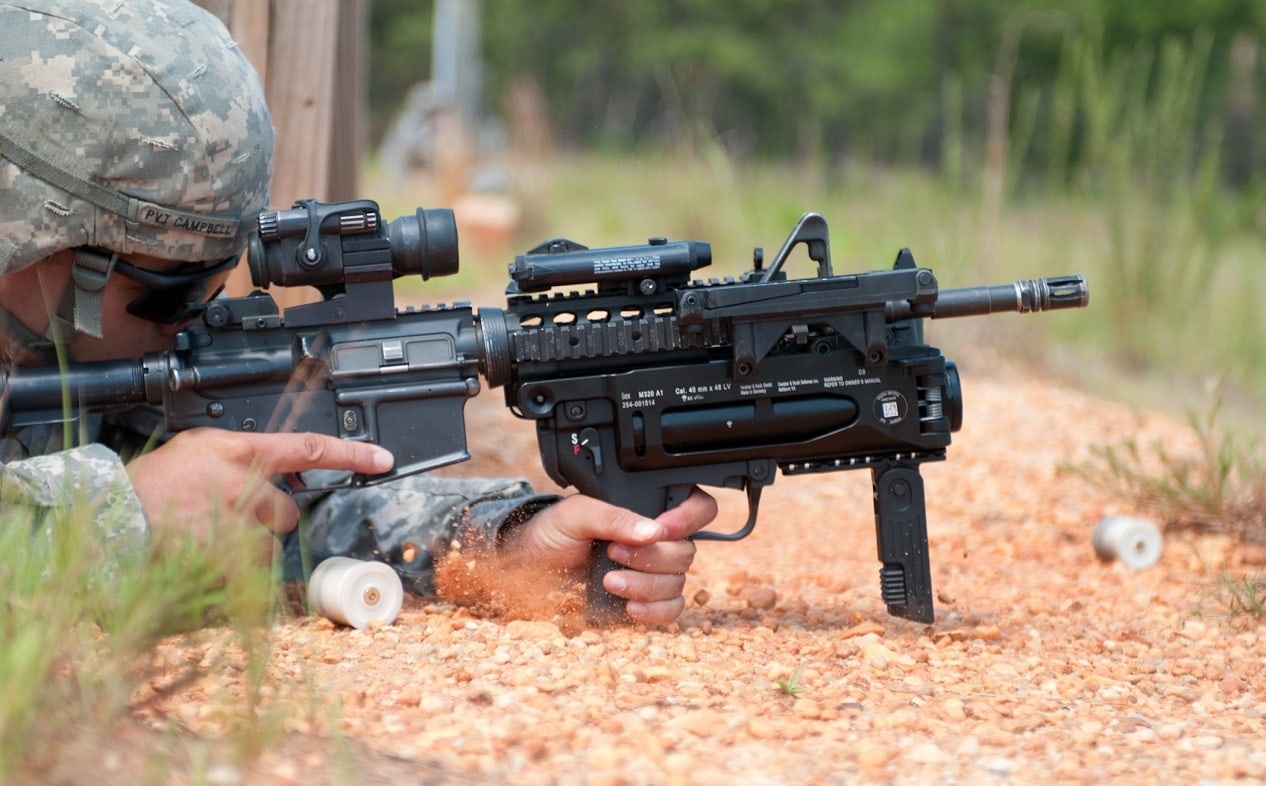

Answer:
[285,474,561,594]
[0,443,149,554]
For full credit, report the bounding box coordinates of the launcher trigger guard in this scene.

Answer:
[692,478,765,542]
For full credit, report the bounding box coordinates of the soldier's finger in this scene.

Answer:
[603,569,686,603]
[607,540,697,574]
[250,486,301,535]
[624,597,687,626]
[652,489,719,541]
[540,495,666,547]
[250,433,394,476]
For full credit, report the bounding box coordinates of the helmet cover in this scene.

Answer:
[0,0,274,275]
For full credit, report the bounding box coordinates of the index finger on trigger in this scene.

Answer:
[256,433,395,476]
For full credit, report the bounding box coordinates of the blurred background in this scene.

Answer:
[202,0,1265,430]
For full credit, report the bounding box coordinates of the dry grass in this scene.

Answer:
[1075,383,1266,547]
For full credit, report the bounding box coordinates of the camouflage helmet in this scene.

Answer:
[0,0,274,277]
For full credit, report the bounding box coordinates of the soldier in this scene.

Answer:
[0,0,715,625]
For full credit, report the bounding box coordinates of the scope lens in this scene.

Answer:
[389,207,459,280]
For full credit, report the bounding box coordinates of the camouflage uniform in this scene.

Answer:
[285,474,559,594]
[2,414,559,593]
[0,430,149,557]
[0,0,558,594]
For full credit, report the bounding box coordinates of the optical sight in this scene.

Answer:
[248,198,459,291]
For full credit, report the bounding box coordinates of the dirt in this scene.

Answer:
[114,360,1266,784]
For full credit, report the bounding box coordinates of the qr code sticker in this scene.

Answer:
[874,391,907,424]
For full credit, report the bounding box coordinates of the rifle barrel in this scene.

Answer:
[887,275,1088,321]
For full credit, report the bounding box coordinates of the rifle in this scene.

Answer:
[0,199,483,483]
[0,200,1088,626]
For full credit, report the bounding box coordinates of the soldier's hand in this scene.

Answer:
[499,489,718,625]
[127,429,393,557]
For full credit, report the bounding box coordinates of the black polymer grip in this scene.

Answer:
[872,461,934,623]
[586,542,628,625]
[582,483,696,625]
[527,396,751,626]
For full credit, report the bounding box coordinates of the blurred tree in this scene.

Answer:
[368,0,435,146]
[367,0,1265,188]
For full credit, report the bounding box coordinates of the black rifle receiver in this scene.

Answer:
[475,213,1089,625]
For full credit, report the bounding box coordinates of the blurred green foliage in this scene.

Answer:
[370,0,1265,190]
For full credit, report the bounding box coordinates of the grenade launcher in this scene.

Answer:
[475,212,1088,624]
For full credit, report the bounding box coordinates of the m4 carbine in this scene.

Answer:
[0,201,1088,626]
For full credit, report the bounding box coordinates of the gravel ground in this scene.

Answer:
[125,361,1265,785]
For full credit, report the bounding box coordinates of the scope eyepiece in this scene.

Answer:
[247,198,459,289]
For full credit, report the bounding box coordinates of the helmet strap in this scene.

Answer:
[0,248,118,365]
[59,247,118,340]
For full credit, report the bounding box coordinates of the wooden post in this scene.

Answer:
[193,0,366,306]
